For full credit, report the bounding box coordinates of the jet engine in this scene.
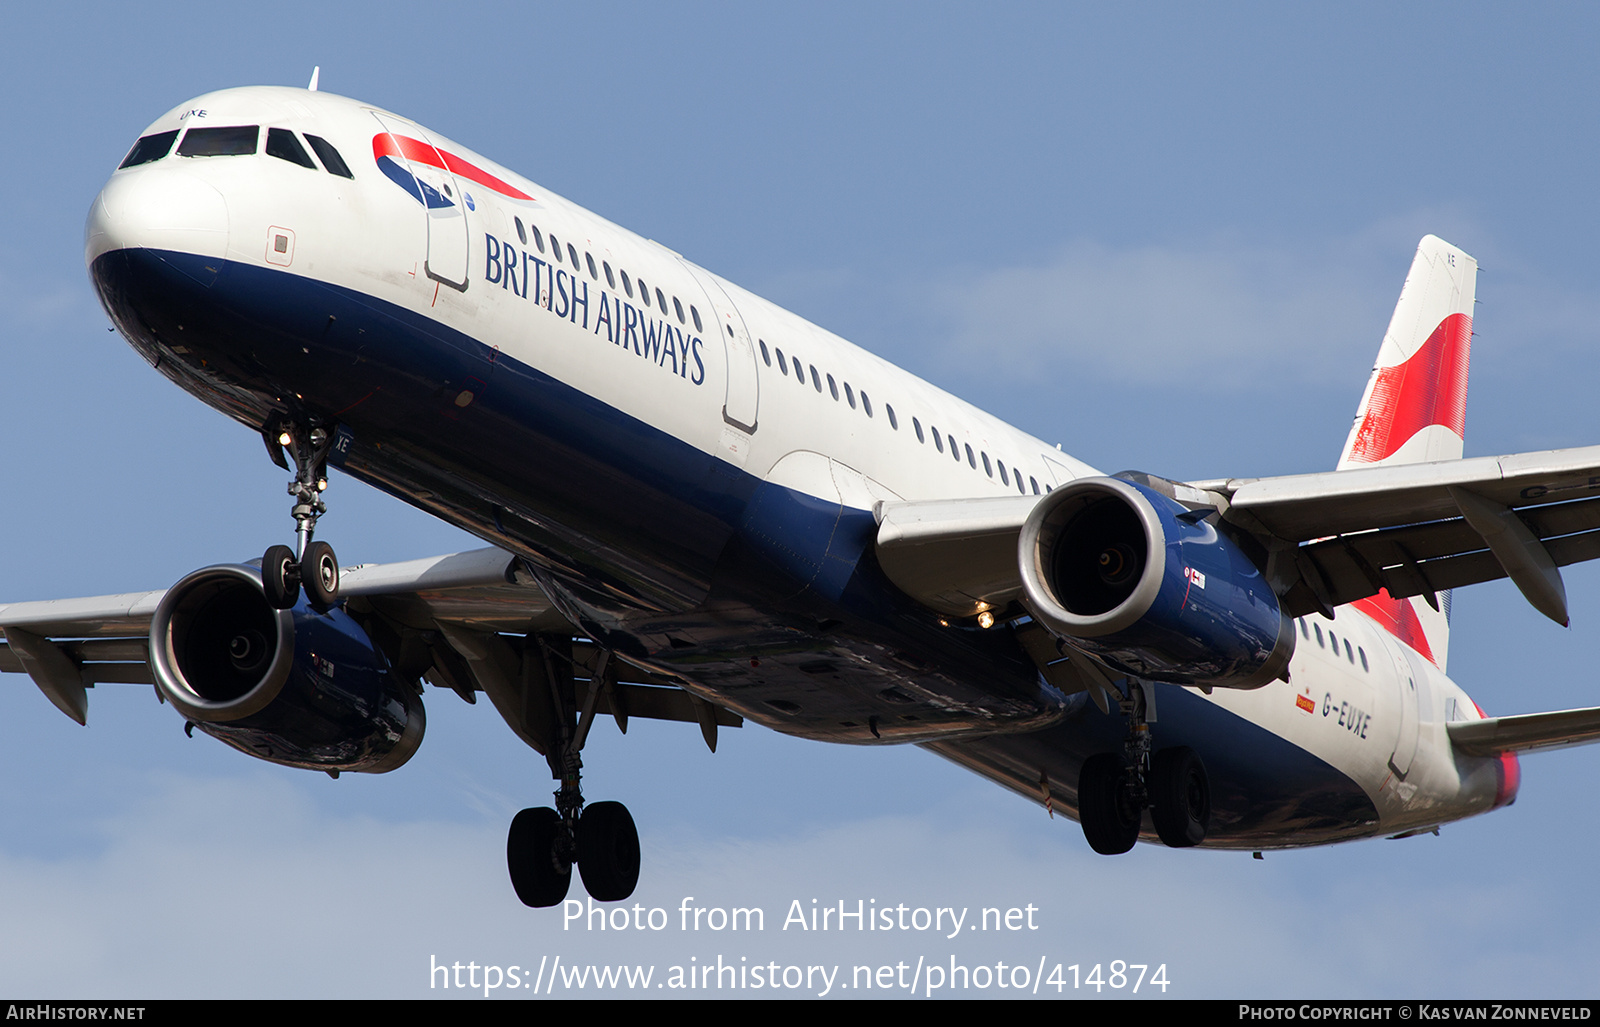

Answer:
[1018,475,1294,689]
[149,564,425,772]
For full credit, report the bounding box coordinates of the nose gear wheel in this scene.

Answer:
[261,422,340,611]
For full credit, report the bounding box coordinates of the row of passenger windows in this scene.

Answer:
[1297,617,1370,672]
[510,216,705,334]
[753,337,1049,496]
[120,126,353,178]
[124,124,1053,495]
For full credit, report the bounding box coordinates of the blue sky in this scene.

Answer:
[4,2,1600,999]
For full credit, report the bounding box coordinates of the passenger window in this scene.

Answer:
[759,340,771,366]
[913,417,924,442]
[932,427,944,453]
[965,444,976,469]
[827,373,839,400]
[656,287,668,312]
[530,224,546,253]
[177,125,259,157]
[550,235,563,262]
[775,348,788,375]
[691,306,703,332]
[1314,624,1325,647]
[586,252,598,280]
[1030,477,1040,494]
[621,270,632,296]
[673,297,686,324]
[950,436,960,461]
[266,128,316,169]
[119,130,179,169]
[811,366,822,392]
[603,261,616,288]
[638,278,649,305]
[515,217,528,246]
[844,382,856,408]
[1344,639,1354,663]
[305,135,353,178]
[1359,647,1369,672]
[862,392,873,417]
[1016,475,1026,494]
[568,243,581,268]
[998,460,1008,486]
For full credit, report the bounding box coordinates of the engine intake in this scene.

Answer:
[150,564,424,772]
[1019,476,1293,689]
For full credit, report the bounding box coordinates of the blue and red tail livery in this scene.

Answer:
[13,87,1598,908]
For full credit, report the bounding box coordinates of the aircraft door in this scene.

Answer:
[682,260,759,437]
[1383,637,1422,777]
[369,112,471,292]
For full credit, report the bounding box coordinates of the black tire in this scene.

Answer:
[508,807,571,907]
[1150,746,1211,848]
[577,801,640,902]
[1078,753,1141,855]
[262,544,299,609]
[301,540,339,610]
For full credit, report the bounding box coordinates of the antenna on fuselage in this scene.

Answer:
[307,66,320,92]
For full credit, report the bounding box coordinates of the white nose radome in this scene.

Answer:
[86,167,230,268]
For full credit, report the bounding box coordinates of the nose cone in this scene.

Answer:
[85,167,230,270]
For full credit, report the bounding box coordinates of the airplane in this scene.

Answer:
[9,78,1600,909]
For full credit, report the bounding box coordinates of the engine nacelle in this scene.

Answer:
[149,564,425,772]
[1018,475,1293,689]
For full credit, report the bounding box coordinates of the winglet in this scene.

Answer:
[307,66,320,92]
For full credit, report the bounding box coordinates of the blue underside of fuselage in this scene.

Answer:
[88,246,1379,848]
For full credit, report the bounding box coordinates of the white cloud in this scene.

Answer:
[1,769,1595,999]
[922,235,1404,389]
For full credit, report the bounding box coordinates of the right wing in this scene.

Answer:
[874,447,1600,631]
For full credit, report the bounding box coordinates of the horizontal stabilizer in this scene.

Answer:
[1448,706,1600,756]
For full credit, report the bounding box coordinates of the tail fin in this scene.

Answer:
[1342,236,1478,672]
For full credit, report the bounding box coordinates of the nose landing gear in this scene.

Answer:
[261,423,340,611]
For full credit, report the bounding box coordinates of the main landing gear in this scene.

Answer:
[1078,680,1212,854]
[261,423,339,610]
[505,645,640,907]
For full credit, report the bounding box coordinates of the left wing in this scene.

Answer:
[0,548,739,750]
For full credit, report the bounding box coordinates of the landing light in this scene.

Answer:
[277,431,292,446]
[977,611,995,630]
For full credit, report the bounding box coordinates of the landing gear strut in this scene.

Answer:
[506,643,640,907]
[1077,680,1211,853]
[261,423,339,611]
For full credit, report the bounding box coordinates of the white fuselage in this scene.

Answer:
[86,85,1513,848]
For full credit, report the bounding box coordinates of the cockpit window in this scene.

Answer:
[119,130,179,169]
[177,125,259,157]
[266,128,316,169]
[305,134,353,178]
